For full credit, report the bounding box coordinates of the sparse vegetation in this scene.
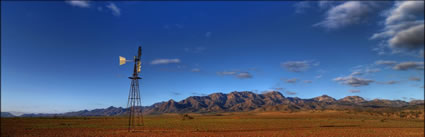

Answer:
[180,114,194,120]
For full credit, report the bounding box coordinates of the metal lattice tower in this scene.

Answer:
[121,46,144,132]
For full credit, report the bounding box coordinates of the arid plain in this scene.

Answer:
[2,111,424,137]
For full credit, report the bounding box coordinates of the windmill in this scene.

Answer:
[119,46,143,132]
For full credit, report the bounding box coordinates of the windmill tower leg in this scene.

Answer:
[127,77,143,132]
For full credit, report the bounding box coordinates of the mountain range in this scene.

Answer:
[3,91,424,117]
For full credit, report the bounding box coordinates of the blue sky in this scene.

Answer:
[1,1,424,113]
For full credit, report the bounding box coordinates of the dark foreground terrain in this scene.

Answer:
[2,111,424,137]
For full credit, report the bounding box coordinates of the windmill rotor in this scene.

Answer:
[120,46,142,73]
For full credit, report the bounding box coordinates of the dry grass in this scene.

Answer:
[1,111,424,137]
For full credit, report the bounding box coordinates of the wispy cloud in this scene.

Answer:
[274,87,285,92]
[349,89,360,93]
[294,1,310,14]
[184,46,206,53]
[65,1,122,17]
[217,71,253,79]
[171,92,181,96]
[281,60,319,72]
[191,92,207,96]
[334,75,374,87]
[205,32,212,38]
[106,3,120,16]
[315,75,323,79]
[151,58,181,65]
[365,68,381,73]
[66,0,90,8]
[285,91,297,95]
[377,80,399,85]
[392,61,424,70]
[236,72,253,79]
[375,60,397,66]
[350,70,363,76]
[349,67,380,77]
[217,71,237,76]
[284,78,298,84]
[409,77,421,81]
[318,1,336,9]
[191,68,201,72]
[402,97,420,101]
[303,80,312,84]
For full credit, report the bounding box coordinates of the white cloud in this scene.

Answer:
[106,3,120,16]
[389,24,424,50]
[334,76,374,87]
[371,20,423,40]
[371,1,424,55]
[314,1,375,29]
[151,59,181,65]
[66,0,90,8]
[385,1,424,25]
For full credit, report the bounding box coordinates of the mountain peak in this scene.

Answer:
[262,91,281,95]
[409,100,425,105]
[107,106,116,109]
[339,96,366,104]
[313,95,336,103]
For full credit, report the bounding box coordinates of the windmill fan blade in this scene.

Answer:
[119,56,127,65]
[137,61,141,73]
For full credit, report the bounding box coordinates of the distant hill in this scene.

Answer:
[9,91,424,118]
[1,112,15,117]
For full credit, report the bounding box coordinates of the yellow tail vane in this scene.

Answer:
[119,56,127,66]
